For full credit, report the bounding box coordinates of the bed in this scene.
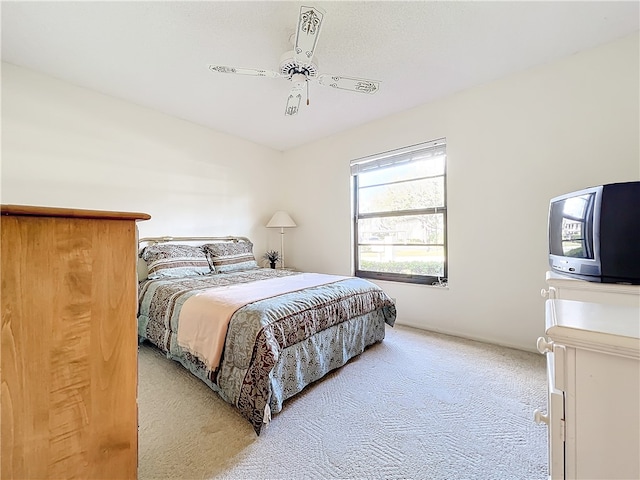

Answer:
[137,236,396,434]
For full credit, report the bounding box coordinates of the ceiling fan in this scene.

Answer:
[207,5,380,116]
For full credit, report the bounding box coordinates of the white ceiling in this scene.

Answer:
[2,1,638,151]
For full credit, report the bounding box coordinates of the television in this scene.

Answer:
[548,181,640,285]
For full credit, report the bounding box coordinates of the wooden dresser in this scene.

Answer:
[1,205,150,479]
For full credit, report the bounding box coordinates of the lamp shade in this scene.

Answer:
[266,211,297,228]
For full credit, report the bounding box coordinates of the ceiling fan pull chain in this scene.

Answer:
[307,80,310,106]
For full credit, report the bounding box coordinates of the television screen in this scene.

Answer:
[549,192,595,260]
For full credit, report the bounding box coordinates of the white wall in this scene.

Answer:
[281,32,640,351]
[2,33,638,352]
[1,63,285,256]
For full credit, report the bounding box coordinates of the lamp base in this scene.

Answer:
[280,228,286,269]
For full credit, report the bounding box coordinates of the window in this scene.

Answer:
[351,139,447,285]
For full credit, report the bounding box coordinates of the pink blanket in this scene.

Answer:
[176,272,347,370]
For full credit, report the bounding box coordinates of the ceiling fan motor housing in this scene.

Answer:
[279,50,318,80]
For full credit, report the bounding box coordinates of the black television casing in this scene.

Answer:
[548,181,640,285]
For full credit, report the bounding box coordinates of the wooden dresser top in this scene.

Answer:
[1,204,151,221]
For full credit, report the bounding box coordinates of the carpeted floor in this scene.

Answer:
[138,325,548,480]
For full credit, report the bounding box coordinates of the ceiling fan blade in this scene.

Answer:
[285,83,304,116]
[293,6,325,65]
[208,64,281,78]
[317,75,380,94]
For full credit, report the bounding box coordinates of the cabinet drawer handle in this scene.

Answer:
[540,287,557,298]
[536,336,554,354]
[533,409,549,425]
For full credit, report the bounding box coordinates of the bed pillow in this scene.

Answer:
[137,257,149,282]
[203,241,258,273]
[141,244,211,279]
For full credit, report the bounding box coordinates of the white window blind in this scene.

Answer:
[350,138,446,176]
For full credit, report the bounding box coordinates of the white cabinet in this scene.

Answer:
[537,298,640,479]
[543,270,640,307]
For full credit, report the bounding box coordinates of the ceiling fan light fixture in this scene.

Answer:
[291,73,307,86]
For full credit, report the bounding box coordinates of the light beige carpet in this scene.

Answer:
[138,325,547,480]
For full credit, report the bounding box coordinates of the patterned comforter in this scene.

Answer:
[138,268,396,434]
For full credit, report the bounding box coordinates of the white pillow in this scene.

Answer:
[137,257,149,282]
